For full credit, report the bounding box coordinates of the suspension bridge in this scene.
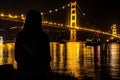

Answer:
[0,1,119,42]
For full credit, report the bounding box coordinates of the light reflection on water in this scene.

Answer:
[0,42,120,80]
[50,42,95,79]
[108,43,120,79]
[50,42,120,80]
[0,43,17,69]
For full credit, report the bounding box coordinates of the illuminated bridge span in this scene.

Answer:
[0,1,120,41]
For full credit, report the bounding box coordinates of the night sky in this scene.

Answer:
[0,0,120,30]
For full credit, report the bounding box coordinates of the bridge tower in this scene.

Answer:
[69,1,77,41]
[111,24,117,39]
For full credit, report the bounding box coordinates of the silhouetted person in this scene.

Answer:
[15,9,51,75]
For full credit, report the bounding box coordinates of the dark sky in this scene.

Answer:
[0,0,120,30]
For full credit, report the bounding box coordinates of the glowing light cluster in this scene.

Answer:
[0,1,119,40]
[42,21,64,27]
[40,3,70,15]
[0,13,26,21]
[0,2,71,22]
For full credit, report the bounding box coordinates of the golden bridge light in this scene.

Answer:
[74,27,79,29]
[8,14,17,19]
[60,24,63,26]
[21,16,25,21]
[8,14,12,18]
[54,22,56,25]
[14,15,18,18]
[58,23,60,26]
[45,21,48,23]
[0,2,120,40]
[21,14,25,20]
[48,22,53,24]
[0,13,4,17]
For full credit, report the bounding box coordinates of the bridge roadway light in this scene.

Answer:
[58,24,60,26]
[54,22,56,25]
[44,21,48,24]
[61,24,63,26]
[8,14,12,18]
[21,14,26,20]
[14,15,18,18]
[0,13,4,17]
[76,27,79,29]
[48,22,52,24]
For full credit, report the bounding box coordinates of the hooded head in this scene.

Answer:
[22,9,43,33]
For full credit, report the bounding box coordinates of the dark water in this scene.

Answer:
[0,42,120,80]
